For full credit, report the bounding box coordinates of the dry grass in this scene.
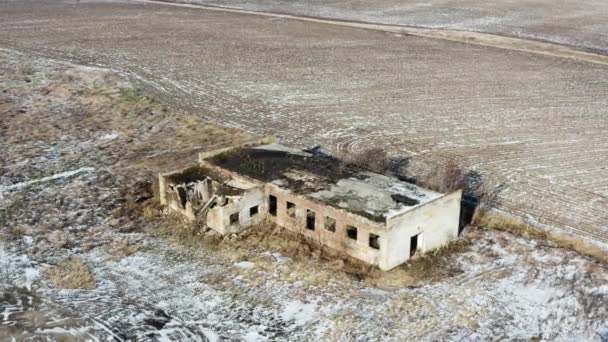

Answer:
[1,225,26,242]
[475,210,608,263]
[46,258,96,289]
[0,195,29,239]
[151,212,471,288]
[46,230,68,249]
[108,239,141,260]
[474,176,503,214]
[401,237,469,282]
[113,180,156,220]
[3,0,608,261]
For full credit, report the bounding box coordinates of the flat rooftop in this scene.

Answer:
[207,144,443,222]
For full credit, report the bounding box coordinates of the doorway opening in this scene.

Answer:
[410,234,420,257]
[268,195,277,216]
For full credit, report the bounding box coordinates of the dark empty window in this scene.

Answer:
[346,226,358,240]
[306,209,316,230]
[230,212,239,225]
[286,201,296,218]
[325,217,336,232]
[268,195,277,216]
[369,233,380,250]
[249,205,259,218]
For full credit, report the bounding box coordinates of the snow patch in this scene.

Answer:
[243,330,268,342]
[0,167,95,192]
[272,253,290,263]
[23,267,40,290]
[98,132,119,140]
[281,300,316,326]
[23,236,34,246]
[233,261,255,269]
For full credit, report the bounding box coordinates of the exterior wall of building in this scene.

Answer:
[206,187,266,235]
[158,170,179,207]
[158,167,266,234]
[161,154,462,271]
[383,190,462,270]
[265,184,388,267]
[158,169,208,221]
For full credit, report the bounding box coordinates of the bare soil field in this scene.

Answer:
[167,0,608,55]
[1,0,606,248]
[1,49,608,341]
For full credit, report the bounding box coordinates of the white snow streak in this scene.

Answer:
[233,261,256,269]
[0,167,95,192]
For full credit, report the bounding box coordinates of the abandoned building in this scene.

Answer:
[158,141,462,271]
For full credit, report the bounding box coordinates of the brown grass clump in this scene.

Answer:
[401,237,469,282]
[46,258,96,289]
[152,214,217,249]
[108,239,141,260]
[114,180,155,221]
[47,230,68,249]
[1,225,26,242]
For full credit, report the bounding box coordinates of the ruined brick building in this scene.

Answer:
[158,140,462,271]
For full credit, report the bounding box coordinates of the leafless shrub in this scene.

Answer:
[475,178,504,214]
[339,148,413,178]
[46,258,96,289]
[423,159,466,193]
[342,148,389,174]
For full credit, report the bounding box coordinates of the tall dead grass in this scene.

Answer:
[475,210,608,263]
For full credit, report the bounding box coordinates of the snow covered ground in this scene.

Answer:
[1,48,608,341]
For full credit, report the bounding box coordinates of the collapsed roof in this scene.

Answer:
[206,143,442,222]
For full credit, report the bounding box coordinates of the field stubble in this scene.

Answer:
[1,47,608,341]
[2,0,606,245]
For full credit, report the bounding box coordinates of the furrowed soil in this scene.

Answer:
[162,0,608,55]
[1,45,608,342]
[0,0,606,249]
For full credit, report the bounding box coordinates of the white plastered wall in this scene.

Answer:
[381,190,462,270]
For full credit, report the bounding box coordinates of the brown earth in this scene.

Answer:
[163,0,608,55]
[1,0,606,247]
[1,46,608,342]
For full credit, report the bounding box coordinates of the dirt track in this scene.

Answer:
[1,50,608,341]
[139,0,608,67]
[165,0,608,55]
[0,0,607,245]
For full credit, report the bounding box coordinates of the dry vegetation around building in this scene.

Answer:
[1,1,607,340]
[1,0,606,249]
[1,48,608,341]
